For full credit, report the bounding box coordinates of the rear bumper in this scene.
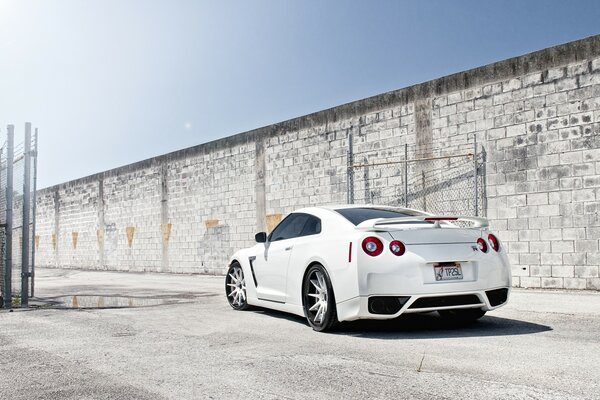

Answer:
[336,287,510,322]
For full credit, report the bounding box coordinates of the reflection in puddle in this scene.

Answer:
[45,293,214,309]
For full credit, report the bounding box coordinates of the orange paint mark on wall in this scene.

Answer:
[72,232,79,249]
[51,233,57,250]
[97,229,104,246]
[205,219,219,229]
[126,226,135,247]
[161,223,172,243]
[35,235,40,251]
[266,214,282,233]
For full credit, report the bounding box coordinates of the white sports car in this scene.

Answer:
[225,205,511,332]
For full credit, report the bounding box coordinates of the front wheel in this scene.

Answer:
[438,308,486,322]
[302,264,338,332]
[225,262,249,310]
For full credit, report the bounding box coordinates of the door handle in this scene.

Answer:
[285,246,293,251]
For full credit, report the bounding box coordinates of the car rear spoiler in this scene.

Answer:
[356,216,489,231]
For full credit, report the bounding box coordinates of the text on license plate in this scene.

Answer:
[434,263,463,281]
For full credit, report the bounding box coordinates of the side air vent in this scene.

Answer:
[368,296,410,315]
[486,288,509,307]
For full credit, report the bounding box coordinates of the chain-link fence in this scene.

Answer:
[0,123,38,308]
[347,137,485,217]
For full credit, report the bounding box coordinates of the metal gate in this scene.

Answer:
[0,123,38,308]
[347,137,485,217]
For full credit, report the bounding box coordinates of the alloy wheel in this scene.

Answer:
[225,263,248,310]
[306,270,328,324]
[303,265,338,332]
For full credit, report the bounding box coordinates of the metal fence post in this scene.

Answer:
[3,125,14,309]
[474,133,478,217]
[31,128,38,297]
[21,123,31,306]
[404,144,408,207]
[347,131,354,204]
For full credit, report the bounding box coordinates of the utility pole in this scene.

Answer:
[3,125,14,309]
[21,123,32,306]
[31,128,38,297]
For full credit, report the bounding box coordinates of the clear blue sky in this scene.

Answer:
[1,0,600,188]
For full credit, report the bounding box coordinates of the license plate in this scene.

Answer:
[434,262,463,281]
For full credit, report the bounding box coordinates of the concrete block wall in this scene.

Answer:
[35,35,600,289]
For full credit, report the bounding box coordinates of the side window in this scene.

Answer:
[269,213,318,241]
[270,214,309,241]
[268,214,297,242]
[299,215,321,237]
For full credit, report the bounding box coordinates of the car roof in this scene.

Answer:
[318,204,425,213]
[295,204,427,215]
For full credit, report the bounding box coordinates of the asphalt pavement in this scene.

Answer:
[1,268,599,400]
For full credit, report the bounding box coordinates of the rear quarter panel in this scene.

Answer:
[285,232,361,306]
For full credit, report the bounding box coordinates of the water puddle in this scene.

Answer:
[37,292,217,309]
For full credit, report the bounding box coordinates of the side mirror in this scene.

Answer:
[255,232,267,243]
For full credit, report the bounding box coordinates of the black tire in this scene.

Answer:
[438,308,486,322]
[302,264,338,332]
[225,262,249,310]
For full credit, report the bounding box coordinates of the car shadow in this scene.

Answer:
[251,308,552,339]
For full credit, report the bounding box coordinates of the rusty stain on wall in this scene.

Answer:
[205,219,219,229]
[161,223,172,243]
[72,232,79,249]
[126,226,135,248]
[51,233,57,250]
[97,229,104,246]
[72,295,79,308]
[35,235,40,251]
[266,214,282,232]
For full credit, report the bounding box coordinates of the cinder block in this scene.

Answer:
[508,218,529,230]
[541,253,563,265]
[518,229,540,241]
[540,229,562,240]
[512,265,529,277]
[527,193,549,205]
[508,241,529,253]
[551,240,575,253]
[575,265,599,278]
[562,228,586,240]
[520,253,540,265]
[575,240,599,252]
[541,277,564,288]
[551,265,574,278]
[547,67,566,81]
[556,77,578,91]
[548,191,573,205]
[520,277,542,288]
[563,278,587,290]
[529,265,551,277]
[586,278,600,290]
[528,217,550,229]
[563,253,586,265]
[538,204,560,216]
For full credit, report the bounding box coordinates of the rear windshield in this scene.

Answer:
[335,207,430,226]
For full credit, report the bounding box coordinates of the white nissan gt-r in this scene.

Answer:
[225,205,511,332]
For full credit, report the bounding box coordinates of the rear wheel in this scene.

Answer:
[302,264,338,332]
[438,308,486,322]
[225,262,249,310]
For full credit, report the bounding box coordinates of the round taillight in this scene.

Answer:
[488,234,500,252]
[362,237,383,257]
[477,238,488,253]
[389,240,406,256]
